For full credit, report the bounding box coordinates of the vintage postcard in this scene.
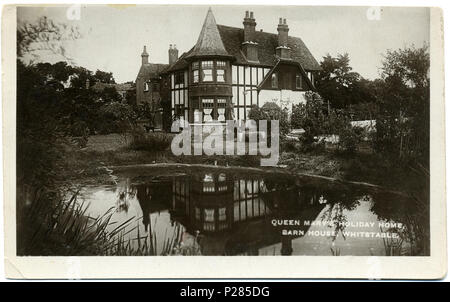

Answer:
[2,3,446,279]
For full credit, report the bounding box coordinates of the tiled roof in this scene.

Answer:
[136,63,169,81]
[165,24,321,74]
[185,8,231,59]
[154,10,321,76]
[217,25,321,71]
[163,48,193,73]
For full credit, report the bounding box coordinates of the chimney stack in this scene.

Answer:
[243,10,256,42]
[276,18,291,59]
[242,11,259,62]
[141,45,149,65]
[169,44,179,65]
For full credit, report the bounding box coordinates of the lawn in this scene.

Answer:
[64,132,427,196]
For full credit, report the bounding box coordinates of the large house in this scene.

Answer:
[135,8,321,130]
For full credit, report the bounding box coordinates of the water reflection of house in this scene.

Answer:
[172,172,270,234]
[130,172,327,255]
[169,172,326,255]
[133,181,172,231]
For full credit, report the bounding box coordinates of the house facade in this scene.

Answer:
[136,8,321,130]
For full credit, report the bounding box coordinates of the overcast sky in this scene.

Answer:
[18,5,430,83]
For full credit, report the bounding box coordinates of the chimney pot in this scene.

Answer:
[243,10,257,42]
[168,43,179,65]
[277,17,290,59]
[242,10,258,61]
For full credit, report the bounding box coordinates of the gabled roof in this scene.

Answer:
[136,63,169,81]
[160,9,321,75]
[185,8,231,59]
[257,59,316,91]
[217,25,321,71]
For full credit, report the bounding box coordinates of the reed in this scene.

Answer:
[19,190,132,255]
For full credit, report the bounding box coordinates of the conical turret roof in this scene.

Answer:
[186,8,231,59]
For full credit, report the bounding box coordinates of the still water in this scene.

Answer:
[79,167,429,256]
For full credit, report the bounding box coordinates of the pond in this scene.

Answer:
[79,166,429,256]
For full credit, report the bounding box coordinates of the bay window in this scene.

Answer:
[217,98,227,122]
[192,60,228,83]
[201,61,214,82]
[216,61,226,82]
[192,62,199,83]
[202,98,214,122]
[216,69,225,82]
[204,209,215,231]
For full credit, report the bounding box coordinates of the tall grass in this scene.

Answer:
[106,220,201,256]
[18,189,202,256]
[380,226,406,256]
[18,190,130,255]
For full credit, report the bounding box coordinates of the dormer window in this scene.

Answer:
[201,61,214,82]
[271,73,278,88]
[296,74,302,89]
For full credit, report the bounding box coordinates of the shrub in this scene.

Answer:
[248,102,290,137]
[291,92,327,145]
[128,128,172,152]
[280,137,302,153]
[97,102,136,135]
[337,126,365,154]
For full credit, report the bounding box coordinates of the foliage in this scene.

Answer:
[291,91,327,145]
[98,102,136,134]
[316,53,377,109]
[290,92,365,153]
[374,45,430,164]
[16,17,138,255]
[125,84,137,106]
[18,191,114,255]
[337,126,365,154]
[94,69,115,84]
[248,102,290,135]
[128,128,172,152]
[347,101,379,121]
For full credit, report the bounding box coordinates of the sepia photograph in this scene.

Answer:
[2,2,446,279]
